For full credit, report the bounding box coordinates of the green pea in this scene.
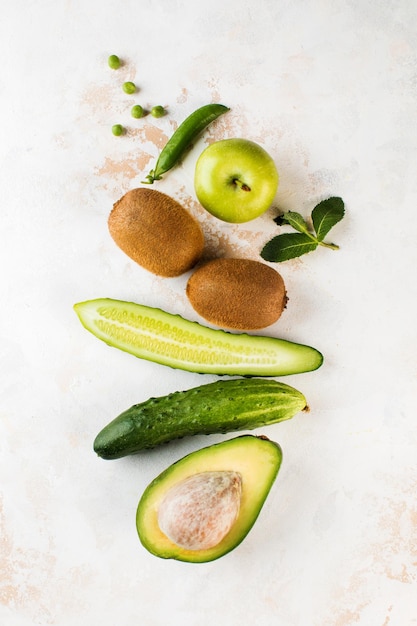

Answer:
[151,105,166,118]
[112,124,124,136]
[123,81,136,95]
[142,103,230,184]
[131,105,144,119]
[108,54,121,70]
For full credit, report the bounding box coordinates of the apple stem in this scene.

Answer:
[232,178,251,192]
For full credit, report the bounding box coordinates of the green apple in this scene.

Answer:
[194,138,279,223]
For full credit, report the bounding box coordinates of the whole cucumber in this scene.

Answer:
[93,378,308,459]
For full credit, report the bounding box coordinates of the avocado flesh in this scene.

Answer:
[136,435,282,563]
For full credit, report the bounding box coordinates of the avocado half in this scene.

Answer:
[136,435,282,563]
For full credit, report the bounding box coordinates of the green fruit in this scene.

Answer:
[111,124,124,136]
[151,105,165,118]
[73,298,323,376]
[93,378,308,459]
[194,138,279,223]
[136,434,282,562]
[108,54,121,70]
[131,104,144,119]
[123,81,136,94]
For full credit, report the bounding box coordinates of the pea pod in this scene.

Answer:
[142,103,230,184]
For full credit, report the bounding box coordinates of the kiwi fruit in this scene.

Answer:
[108,188,205,277]
[186,258,288,330]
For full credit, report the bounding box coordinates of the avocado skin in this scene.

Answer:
[136,435,283,563]
[93,378,307,459]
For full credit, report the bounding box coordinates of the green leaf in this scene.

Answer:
[280,211,311,235]
[311,197,345,242]
[261,233,318,263]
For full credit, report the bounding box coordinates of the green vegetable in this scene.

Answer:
[151,105,165,118]
[142,103,230,184]
[108,54,121,69]
[93,378,308,459]
[73,298,323,376]
[123,81,136,94]
[131,104,144,119]
[261,197,345,263]
[111,124,124,136]
[136,434,282,562]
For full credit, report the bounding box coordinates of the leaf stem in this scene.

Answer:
[318,241,339,250]
[305,232,319,243]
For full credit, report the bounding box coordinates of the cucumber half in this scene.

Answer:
[73,298,323,376]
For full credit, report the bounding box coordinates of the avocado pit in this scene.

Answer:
[157,471,242,551]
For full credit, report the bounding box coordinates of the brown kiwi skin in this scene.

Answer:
[108,188,205,277]
[186,258,288,331]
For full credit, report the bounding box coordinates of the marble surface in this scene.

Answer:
[1,1,417,624]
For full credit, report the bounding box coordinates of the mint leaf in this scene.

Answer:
[311,197,345,242]
[279,211,311,235]
[262,195,345,262]
[273,215,286,226]
[261,233,318,262]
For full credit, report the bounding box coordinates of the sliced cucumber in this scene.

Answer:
[73,298,323,376]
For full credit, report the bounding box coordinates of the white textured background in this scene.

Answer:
[1,1,417,625]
